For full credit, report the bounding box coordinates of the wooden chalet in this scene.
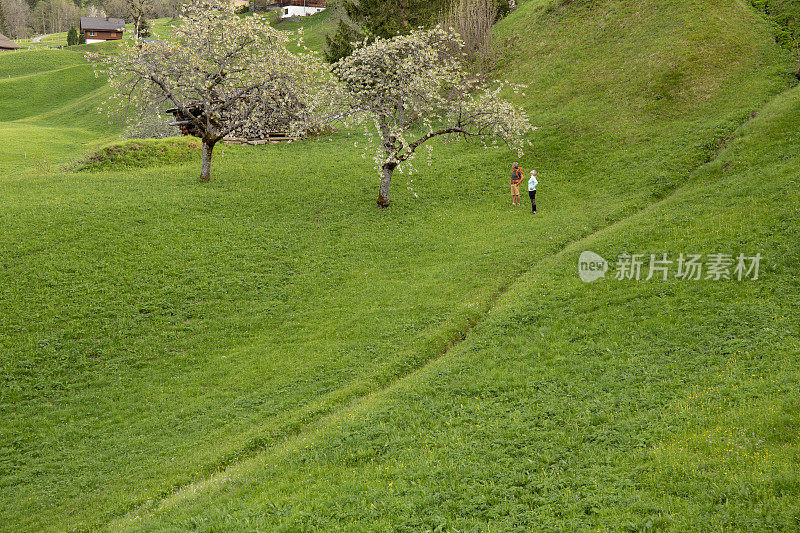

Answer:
[79,17,126,43]
[0,33,21,51]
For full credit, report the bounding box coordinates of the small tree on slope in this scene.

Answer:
[67,26,78,46]
[332,26,533,208]
[93,0,337,181]
[104,0,155,41]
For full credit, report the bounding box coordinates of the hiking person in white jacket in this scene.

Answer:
[528,170,539,214]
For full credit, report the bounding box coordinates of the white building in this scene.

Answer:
[275,0,327,18]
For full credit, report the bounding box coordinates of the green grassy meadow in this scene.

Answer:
[1,1,799,531]
[273,7,336,53]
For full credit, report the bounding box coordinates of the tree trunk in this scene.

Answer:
[399,0,409,28]
[377,163,395,209]
[200,140,215,182]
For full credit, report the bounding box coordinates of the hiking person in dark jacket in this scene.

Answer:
[510,163,524,206]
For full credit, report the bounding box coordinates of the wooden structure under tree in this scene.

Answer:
[165,105,300,144]
[223,133,299,145]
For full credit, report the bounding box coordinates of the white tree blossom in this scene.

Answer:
[92,0,339,181]
[332,26,533,208]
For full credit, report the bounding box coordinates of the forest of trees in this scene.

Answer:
[324,0,513,63]
[1,0,516,42]
[0,0,179,39]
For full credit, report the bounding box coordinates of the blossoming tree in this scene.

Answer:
[95,0,336,181]
[332,26,532,208]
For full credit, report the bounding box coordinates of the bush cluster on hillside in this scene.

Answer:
[73,139,201,171]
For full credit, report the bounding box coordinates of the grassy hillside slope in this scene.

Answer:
[0,46,120,178]
[126,80,800,531]
[0,0,796,531]
[275,7,336,53]
[0,49,84,77]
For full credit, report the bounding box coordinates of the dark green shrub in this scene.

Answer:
[324,19,362,63]
[67,27,79,46]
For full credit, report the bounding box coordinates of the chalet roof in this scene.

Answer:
[80,17,126,32]
[0,32,21,50]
